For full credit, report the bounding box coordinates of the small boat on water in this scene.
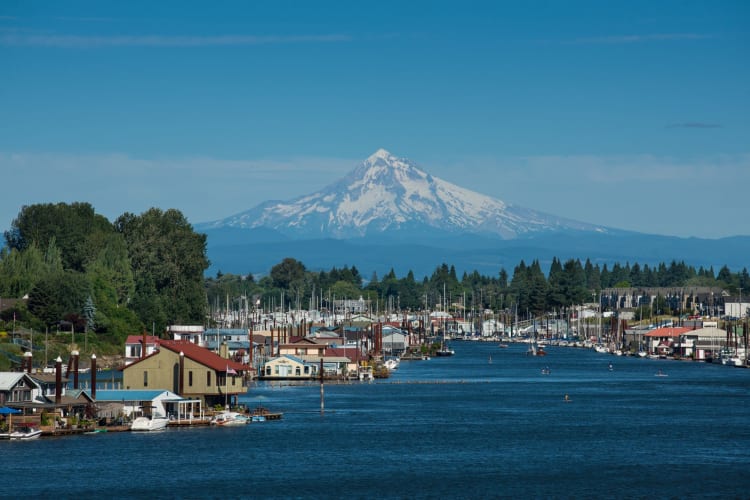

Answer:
[435,346,455,357]
[130,414,170,431]
[210,411,249,426]
[9,426,43,440]
[384,358,400,370]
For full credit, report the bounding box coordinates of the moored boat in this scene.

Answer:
[9,426,43,440]
[210,411,249,426]
[435,346,455,357]
[384,358,400,370]
[130,414,170,431]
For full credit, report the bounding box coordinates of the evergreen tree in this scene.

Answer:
[83,295,96,332]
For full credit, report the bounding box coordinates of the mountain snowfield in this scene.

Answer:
[203,148,609,239]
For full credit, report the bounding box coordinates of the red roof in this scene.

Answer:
[125,339,251,373]
[325,347,365,362]
[125,335,160,345]
[158,340,251,373]
[644,327,692,338]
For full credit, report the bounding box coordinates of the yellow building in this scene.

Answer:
[122,340,251,408]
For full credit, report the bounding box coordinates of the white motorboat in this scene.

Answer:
[384,358,400,370]
[210,411,249,426]
[130,414,170,431]
[9,427,42,440]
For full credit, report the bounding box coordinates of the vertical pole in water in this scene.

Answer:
[319,358,324,415]
[91,354,97,400]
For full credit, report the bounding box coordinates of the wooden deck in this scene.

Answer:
[168,418,211,427]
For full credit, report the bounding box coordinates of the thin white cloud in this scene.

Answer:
[569,33,713,44]
[667,122,722,129]
[0,32,351,48]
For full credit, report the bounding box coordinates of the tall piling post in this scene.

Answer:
[90,354,97,400]
[319,358,324,415]
[72,350,80,389]
[54,356,62,405]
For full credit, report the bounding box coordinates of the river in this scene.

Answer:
[3,342,749,499]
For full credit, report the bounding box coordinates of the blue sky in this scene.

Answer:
[1,0,748,238]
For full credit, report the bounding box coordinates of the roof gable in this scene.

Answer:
[0,372,40,391]
[158,340,249,373]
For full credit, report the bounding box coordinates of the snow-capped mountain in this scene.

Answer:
[202,149,610,239]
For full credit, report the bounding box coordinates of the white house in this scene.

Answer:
[168,325,205,345]
[261,355,317,379]
[93,389,188,420]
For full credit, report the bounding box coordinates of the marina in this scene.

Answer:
[2,342,749,498]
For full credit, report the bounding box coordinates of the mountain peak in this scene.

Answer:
[204,150,611,239]
[367,148,393,162]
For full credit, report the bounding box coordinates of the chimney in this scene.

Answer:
[179,351,184,395]
[142,328,147,359]
[90,354,97,400]
[55,356,62,405]
[220,341,229,359]
[72,350,80,389]
[24,351,32,373]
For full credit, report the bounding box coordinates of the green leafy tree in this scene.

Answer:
[5,202,113,272]
[115,208,209,330]
[28,271,90,328]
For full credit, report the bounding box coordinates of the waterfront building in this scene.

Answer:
[382,331,408,355]
[644,327,692,356]
[92,389,202,422]
[167,325,205,345]
[0,372,42,405]
[675,326,729,359]
[121,340,251,408]
[260,354,317,379]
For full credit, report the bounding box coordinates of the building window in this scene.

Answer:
[207,371,211,387]
[304,366,310,374]
[143,371,148,387]
[188,371,193,387]
[295,367,300,376]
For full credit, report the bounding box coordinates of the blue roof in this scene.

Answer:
[204,329,249,335]
[204,341,254,350]
[94,390,177,402]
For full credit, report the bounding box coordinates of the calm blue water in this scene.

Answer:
[4,343,750,499]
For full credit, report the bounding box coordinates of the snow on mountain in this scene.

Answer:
[202,149,610,239]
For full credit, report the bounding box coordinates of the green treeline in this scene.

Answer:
[1,203,749,351]
[0,203,208,349]
[207,257,750,320]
